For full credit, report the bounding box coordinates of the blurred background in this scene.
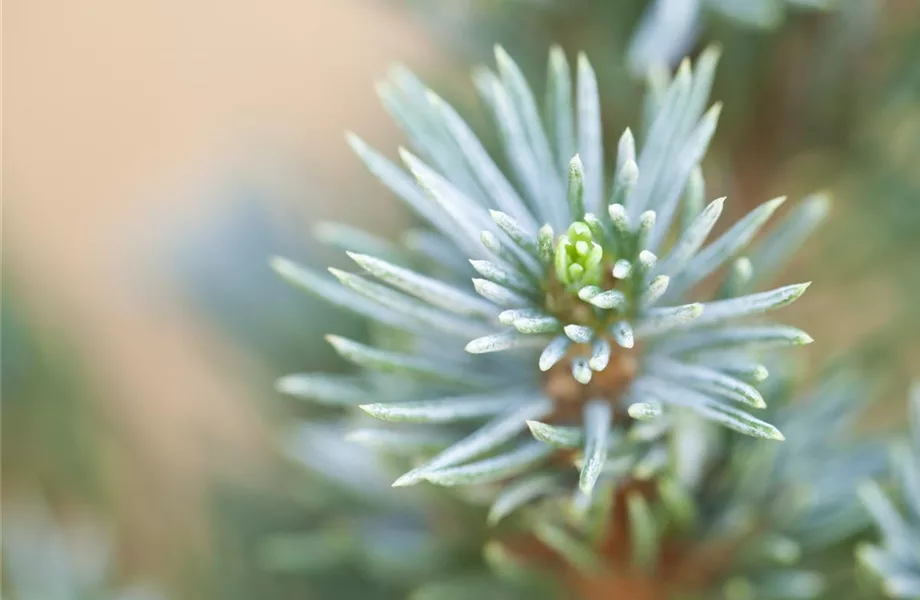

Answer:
[4,0,920,598]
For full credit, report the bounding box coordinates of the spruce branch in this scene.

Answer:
[858,383,920,599]
[273,46,822,518]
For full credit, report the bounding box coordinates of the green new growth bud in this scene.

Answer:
[555,222,604,290]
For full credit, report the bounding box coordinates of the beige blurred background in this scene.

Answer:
[5,0,450,582]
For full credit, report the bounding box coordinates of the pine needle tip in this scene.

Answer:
[392,471,425,487]
[268,255,291,273]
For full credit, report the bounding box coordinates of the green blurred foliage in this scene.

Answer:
[2,495,165,600]
[2,285,106,506]
[1,281,165,598]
